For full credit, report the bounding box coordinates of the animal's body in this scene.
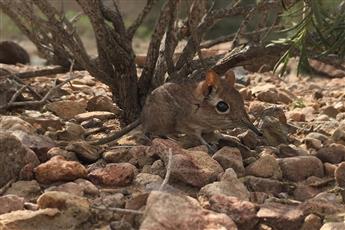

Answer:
[93,70,261,147]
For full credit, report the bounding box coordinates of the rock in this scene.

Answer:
[304,138,322,150]
[245,154,282,179]
[80,118,102,129]
[110,221,134,230]
[277,91,293,104]
[0,195,25,215]
[301,214,322,230]
[74,179,99,196]
[86,95,121,114]
[140,191,237,230]
[238,130,258,149]
[34,156,87,184]
[11,130,55,162]
[278,156,324,182]
[46,147,78,161]
[320,222,345,230]
[21,110,63,131]
[148,160,165,178]
[74,111,116,122]
[212,147,245,176]
[0,208,61,230]
[209,194,258,230]
[332,127,345,145]
[5,180,41,202]
[300,195,345,216]
[277,144,307,158]
[248,101,267,118]
[262,106,287,124]
[56,122,85,141]
[0,116,35,133]
[287,111,306,122]
[87,163,136,186]
[252,84,279,103]
[148,139,223,187]
[93,193,125,211]
[321,105,339,118]
[306,132,330,143]
[0,41,30,64]
[257,202,304,230]
[103,147,132,163]
[243,176,286,195]
[134,173,163,186]
[335,162,345,188]
[316,144,345,164]
[66,141,101,163]
[259,116,289,146]
[0,132,40,187]
[324,163,337,177]
[37,191,90,229]
[45,100,86,120]
[128,146,155,168]
[199,168,250,200]
[293,184,320,201]
[46,182,84,196]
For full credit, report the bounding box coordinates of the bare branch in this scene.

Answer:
[127,0,159,39]
[0,62,81,110]
[2,66,69,80]
[138,0,175,98]
[91,205,144,215]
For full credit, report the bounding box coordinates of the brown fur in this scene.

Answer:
[141,70,260,143]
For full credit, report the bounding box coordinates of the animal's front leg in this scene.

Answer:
[196,134,218,154]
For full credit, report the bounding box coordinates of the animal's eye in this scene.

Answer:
[216,101,229,113]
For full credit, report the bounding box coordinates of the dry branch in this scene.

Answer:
[159,148,173,191]
[127,0,159,39]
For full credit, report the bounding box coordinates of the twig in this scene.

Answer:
[91,205,144,215]
[159,148,173,191]
[0,179,15,195]
[127,0,159,39]
[7,84,28,105]
[0,62,80,110]
[2,66,69,80]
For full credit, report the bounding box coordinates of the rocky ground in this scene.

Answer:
[0,62,345,230]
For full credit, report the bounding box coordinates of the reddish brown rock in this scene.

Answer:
[45,100,86,120]
[212,147,245,176]
[34,156,87,184]
[301,214,322,230]
[140,191,237,230]
[86,95,120,114]
[287,111,306,122]
[316,144,345,164]
[148,139,223,187]
[335,162,345,188]
[0,195,25,215]
[257,202,304,230]
[278,156,324,182]
[245,154,282,179]
[243,176,286,195]
[87,163,136,186]
[324,163,337,177]
[209,194,258,230]
[238,130,258,149]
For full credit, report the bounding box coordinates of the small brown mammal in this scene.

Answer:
[94,70,261,149]
[142,69,261,148]
[0,41,30,65]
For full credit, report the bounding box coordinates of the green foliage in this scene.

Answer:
[272,0,345,76]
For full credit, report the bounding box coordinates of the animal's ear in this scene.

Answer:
[194,70,220,99]
[225,70,236,87]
